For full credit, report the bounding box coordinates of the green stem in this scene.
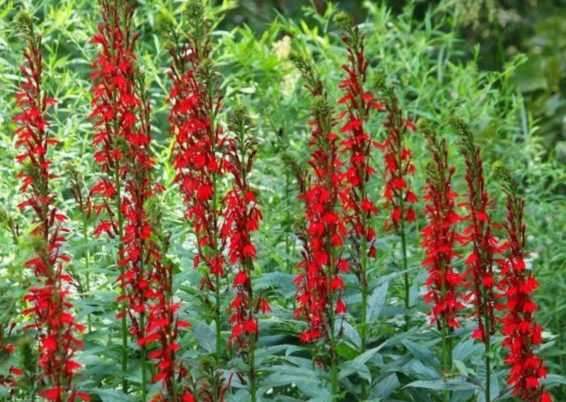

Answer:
[359,216,369,401]
[440,321,452,402]
[215,274,222,365]
[81,212,92,333]
[114,166,128,394]
[481,289,491,402]
[140,313,147,402]
[330,315,338,401]
[400,218,410,313]
[285,172,290,272]
[250,336,257,402]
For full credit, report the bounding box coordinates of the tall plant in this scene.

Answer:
[167,1,229,399]
[292,55,349,399]
[222,106,269,402]
[89,0,136,392]
[452,118,500,401]
[334,15,383,398]
[495,167,552,402]
[380,88,417,317]
[421,123,464,401]
[13,13,87,402]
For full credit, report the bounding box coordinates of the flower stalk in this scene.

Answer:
[14,13,87,402]
[451,118,499,402]
[292,55,349,400]
[495,166,552,402]
[222,106,268,402]
[334,15,384,398]
[421,122,464,401]
[167,1,228,398]
[380,89,417,318]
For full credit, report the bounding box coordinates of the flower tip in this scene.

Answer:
[492,162,512,184]
[334,12,352,31]
[16,12,34,35]
[186,0,205,22]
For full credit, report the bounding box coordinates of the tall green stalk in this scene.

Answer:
[114,164,128,394]
[140,312,147,402]
[359,204,369,401]
[482,287,492,402]
[440,320,453,402]
[80,210,92,333]
[250,341,257,402]
[399,199,410,318]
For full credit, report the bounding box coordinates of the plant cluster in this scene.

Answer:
[0,1,560,402]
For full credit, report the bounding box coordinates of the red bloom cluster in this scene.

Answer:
[421,127,464,330]
[90,2,189,399]
[291,60,349,343]
[496,170,551,402]
[14,15,87,402]
[0,323,16,390]
[381,93,417,231]
[452,119,499,342]
[168,4,227,283]
[89,0,136,232]
[221,109,267,347]
[336,18,383,260]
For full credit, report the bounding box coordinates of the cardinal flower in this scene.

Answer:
[451,118,500,343]
[14,13,86,401]
[452,118,503,402]
[91,1,190,399]
[221,107,267,402]
[495,167,552,402]
[292,57,348,347]
[421,124,464,331]
[380,89,417,311]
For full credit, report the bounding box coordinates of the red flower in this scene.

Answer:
[292,58,348,346]
[14,15,84,400]
[421,126,464,330]
[452,119,498,343]
[337,27,382,278]
[92,2,187,398]
[381,93,417,233]
[335,298,347,314]
[496,167,552,402]
[222,107,268,367]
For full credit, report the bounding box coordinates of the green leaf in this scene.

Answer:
[544,374,566,386]
[367,282,389,321]
[406,377,477,391]
[337,320,361,349]
[402,339,437,364]
[339,360,371,384]
[90,389,135,402]
[370,373,400,399]
[353,343,387,365]
[452,338,481,362]
[192,321,216,353]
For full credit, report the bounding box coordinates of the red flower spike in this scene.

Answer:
[167,2,227,285]
[452,119,498,343]
[336,21,382,277]
[14,15,84,400]
[221,108,268,402]
[495,167,552,402]
[381,93,418,233]
[168,4,237,398]
[421,125,464,330]
[91,1,188,399]
[292,56,348,347]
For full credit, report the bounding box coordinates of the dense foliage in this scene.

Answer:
[0,1,564,401]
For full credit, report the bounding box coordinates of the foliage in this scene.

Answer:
[0,0,564,401]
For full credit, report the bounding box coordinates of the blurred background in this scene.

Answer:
[222,0,566,167]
